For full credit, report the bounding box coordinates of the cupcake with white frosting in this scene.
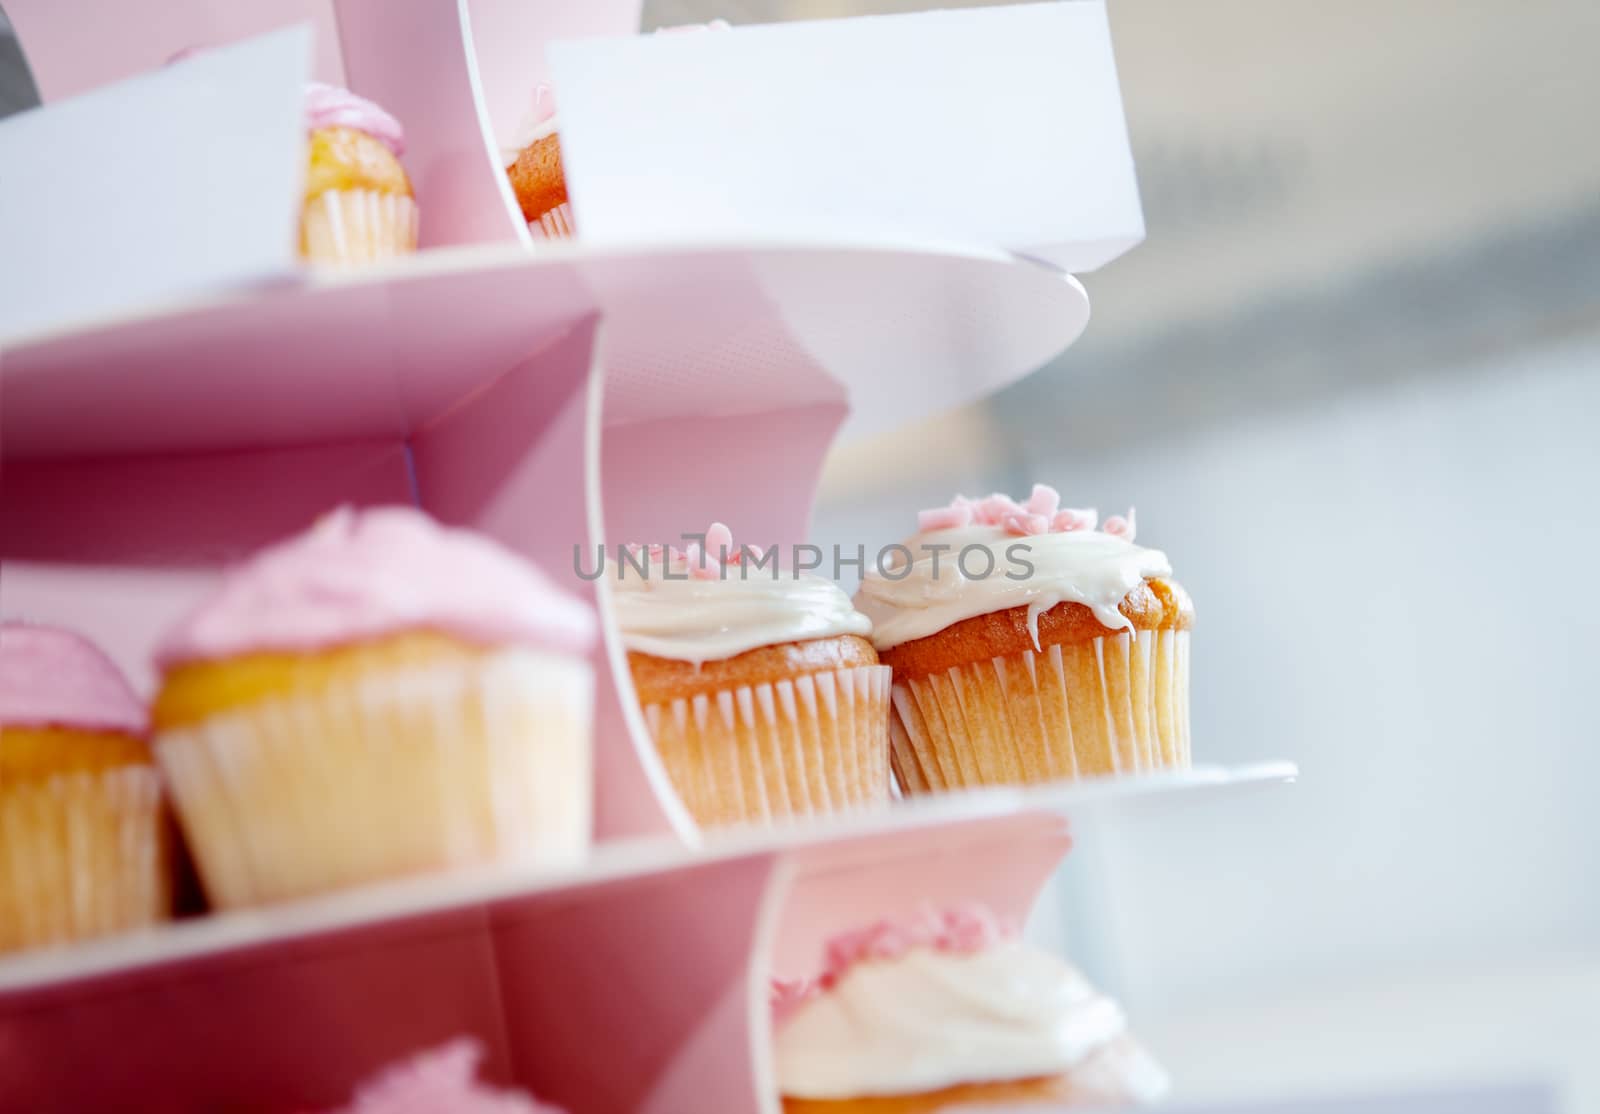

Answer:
[613,523,890,829]
[774,905,1167,1112]
[856,485,1192,793]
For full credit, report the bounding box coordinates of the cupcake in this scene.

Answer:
[502,22,730,240]
[0,623,170,953]
[301,82,419,264]
[502,83,572,240]
[774,906,1168,1111]
[612,523,890,829]
[323,1038,565,1114]
[151,507,595,909]
[856,486,1192,793]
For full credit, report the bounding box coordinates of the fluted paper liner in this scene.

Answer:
[891,630,1190,793]
[527,201,575,240]
[0,765,170,953]
[643,664,892,829]
[301,189,419,265]
[155,649,592,909]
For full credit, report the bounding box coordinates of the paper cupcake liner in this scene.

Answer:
[890,630,1190,794]
[642,665,892,829]
[155,649,593,909]
[527,201,575,240]
[0,765,170,954]
[301,189,419,265]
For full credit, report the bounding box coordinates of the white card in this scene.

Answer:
[0,25,310,343]
[549,2,1143,271]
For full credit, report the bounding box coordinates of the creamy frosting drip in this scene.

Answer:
[0,623,147,734]
[775,941,1129,1099]
[855,487,1171,651]
[156,507,595,668]
[611,542,871,663]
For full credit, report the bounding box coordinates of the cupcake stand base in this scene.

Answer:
[0,5,1296,1111]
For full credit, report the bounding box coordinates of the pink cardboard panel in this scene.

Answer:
[337,0,527,249]
[0,442,414,693]
[769,812,1073,978]
[492,853,775,1114]
[0,904,514,1112]
[2,244,1086,461]
[6,0,345,99]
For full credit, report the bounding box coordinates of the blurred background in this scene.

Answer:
[669,1,1600,1111]
[4,1,1597,1111]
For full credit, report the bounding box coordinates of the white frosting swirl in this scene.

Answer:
[776,943,1128,1099]
[854,525,1172,651]
[612,560,872,663]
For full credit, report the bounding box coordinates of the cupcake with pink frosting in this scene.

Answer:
[855,485,1192,792]
[151,506,596,909]
[301,81,418,264]
[773,906,1167,1112]
[1,623,170,953]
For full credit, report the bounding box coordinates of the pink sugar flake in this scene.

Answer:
[1102,508,1137,541]
[770,976,821,1024]
[327,1039,565,1114]
[818,905,1016,988]
[973,493,1025,526]
[1025,483,1061,518]
[705,521,734,564]
[918,505,973,532]
[1003,513,1050,537]
[1052,508,1098,533]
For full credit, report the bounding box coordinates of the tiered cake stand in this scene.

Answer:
[0,3,1296,1110]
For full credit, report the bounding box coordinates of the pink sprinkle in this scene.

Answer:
[1003,513,1049,537]
[918,505,972,532]
[1025,483,1061,518]
[684,544,721,580]
[1052,508,1098,533]
[974,493,1024,526]
[818,905,1016,988]
[770,976,819,1024]
[1103,508,1137,541]
[706,522,734,564]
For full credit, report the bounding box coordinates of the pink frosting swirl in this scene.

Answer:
[818,905,1017,989]
[304,81,406,156]
[155,507,595,669]
[0,623,147,735]
[325,1039,564,1114]
[920,486,1136,542]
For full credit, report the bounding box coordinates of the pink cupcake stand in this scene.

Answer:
[0,3,1296,1110]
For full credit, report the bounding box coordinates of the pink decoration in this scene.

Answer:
[303,81,407,157]
[1051,508,1097,533]
[770,976,820,1024]
[1025,483,1060,518]
[1103,508,1137,541]
[528,81,558,128]
[920,488,1136,538]
[325,1039,564,1114]
[0,622,148,734]
[817,905,1016,989]
[1002,513,1049,537]
[974,493,1025,526]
